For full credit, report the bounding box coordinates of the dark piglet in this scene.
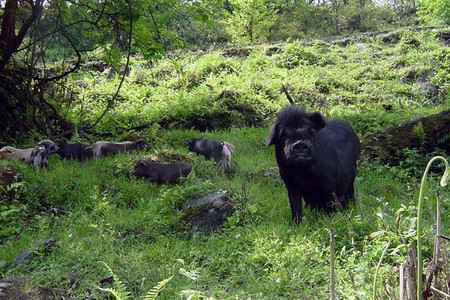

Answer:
[188,138,235,173]
[30,146,48,170]
[268,105,360,223]
[37,139,59,155]
[55,140,89,161]
[131,158,192,184]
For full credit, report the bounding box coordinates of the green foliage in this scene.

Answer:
[53,28,450,136]
[412,122,425,145]
[418,0,450,25]
[98,262,132,300]
[225,0,278,43]
[99,262,173,300]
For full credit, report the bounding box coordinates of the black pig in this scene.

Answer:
[131,158,192,184]
[188,138,235,173]
[55,140,89,161]
[267,105,360,223]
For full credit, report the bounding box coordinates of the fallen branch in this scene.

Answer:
[281,84,295,105]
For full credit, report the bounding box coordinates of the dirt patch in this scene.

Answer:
[0,165,21,203]
[0,279,56,300]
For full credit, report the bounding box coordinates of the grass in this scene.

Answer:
[1,127,449,299]
[1,27,449,299]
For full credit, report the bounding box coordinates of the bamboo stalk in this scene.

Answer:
[400,261,405,300]
[330,228,335,300]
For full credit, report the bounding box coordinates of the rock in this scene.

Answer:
[439,31,450,45]
[354,43,366,51]
[381,32,400,44]
[16,238,57,266]
[402,67,417,83]
[361,110,450,163]
[417,81,439,96]
[98,275,114,285]
[181,190,235,236]
[266,46,282,56]
[0,282,11,289]
[222,47,251,58]
[261,166,280,179]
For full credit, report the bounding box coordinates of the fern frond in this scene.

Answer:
[98,261,132,300]
[97,286,132,300]
[141,276,173,300]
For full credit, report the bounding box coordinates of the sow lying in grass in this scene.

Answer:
[131,158,192,184]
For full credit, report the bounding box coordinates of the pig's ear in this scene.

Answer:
[309,112,327,130]
[267,122,278,146]
[139,160,148,167]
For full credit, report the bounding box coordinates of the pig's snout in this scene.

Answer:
[291,141,311,159]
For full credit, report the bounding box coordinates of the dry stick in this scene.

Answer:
[356,185,363,217]
[348,269,361,300]
[399,261,406,300]
[406,243,417,300]
[330,228,336,300]
[430,286,450,298]
[281,84,296,105]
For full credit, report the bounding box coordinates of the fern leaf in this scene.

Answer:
[141,276,173,300]
[98,261,132,300]
[97,286,132,300]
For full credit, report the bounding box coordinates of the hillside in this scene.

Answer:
[0,27,449,299]
[58,27,450,137]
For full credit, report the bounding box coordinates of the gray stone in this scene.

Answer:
[16,238,56,266]
[0,282,11,289]
[183,190,231,209]
[355,43,366,51]
[181,190,235,236]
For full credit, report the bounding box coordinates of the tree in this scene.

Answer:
[0,0,212,141]
[225,0,277,43]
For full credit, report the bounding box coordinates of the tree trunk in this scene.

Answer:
[360,110,450,162]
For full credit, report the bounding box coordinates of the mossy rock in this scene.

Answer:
[180,190,236,236]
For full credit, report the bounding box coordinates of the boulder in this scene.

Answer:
[181,190,235,236]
